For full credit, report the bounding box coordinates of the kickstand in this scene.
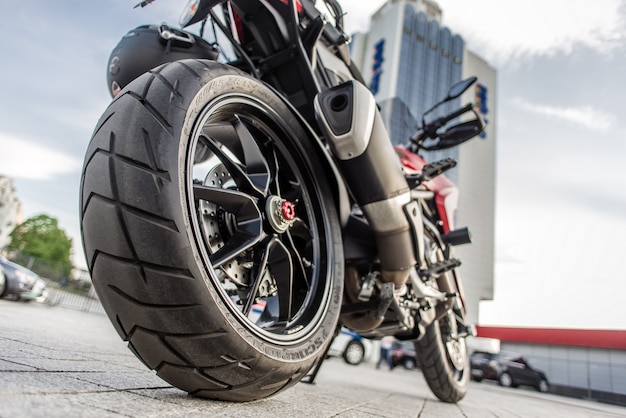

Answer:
[300,340,333,384]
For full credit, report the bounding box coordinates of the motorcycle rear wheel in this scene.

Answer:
[80,60,343,401]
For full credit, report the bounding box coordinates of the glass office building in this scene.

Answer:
[352,0,465,181]
[350,0,497,324]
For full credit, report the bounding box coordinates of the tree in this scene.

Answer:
[8,214,73,274]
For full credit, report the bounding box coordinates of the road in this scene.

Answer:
[0,299,624,418]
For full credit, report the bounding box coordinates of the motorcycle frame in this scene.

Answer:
[185,0,468,333]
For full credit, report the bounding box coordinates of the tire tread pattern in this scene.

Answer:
[81,60,339,401]
[416,321,468,403]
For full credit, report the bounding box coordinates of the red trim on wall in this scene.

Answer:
[476,326,626,350]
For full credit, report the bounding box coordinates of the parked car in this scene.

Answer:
[391,340,418,369]
[327,328,372,365]
[0,255,48,302]
[470,351,549,392]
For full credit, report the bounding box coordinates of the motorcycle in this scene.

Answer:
[80,0,484,404]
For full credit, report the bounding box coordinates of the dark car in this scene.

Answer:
[0,255,48,302]
[470,351,549,392]
[391,341,418,370]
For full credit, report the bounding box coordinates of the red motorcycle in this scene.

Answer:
[80,0,483,404]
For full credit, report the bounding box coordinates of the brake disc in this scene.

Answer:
[199,161,251,286]
[198,159,277,301]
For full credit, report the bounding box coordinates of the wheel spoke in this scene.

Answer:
[268,238,294,322]
[273,169,309,288]
[268,147,301,202]
[283,223,310,288]
[242,237,273,316]
[241,237,294,324]
[281,181,302,203]
[233,116,271,194]
[198,133,264,198]
[200,117,271,197]
[201,121,243,157]
[193,184,262,267]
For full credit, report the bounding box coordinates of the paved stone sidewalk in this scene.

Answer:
[1,300,624,418]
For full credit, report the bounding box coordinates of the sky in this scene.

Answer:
[1,0,625,330]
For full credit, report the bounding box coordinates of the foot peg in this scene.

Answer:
[420,258,461,278]
[406,158,457,187]
[442,227,471,246]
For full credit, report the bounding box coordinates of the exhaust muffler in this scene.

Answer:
[314,81,417,288]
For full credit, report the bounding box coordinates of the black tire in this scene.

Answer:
[416,317,470,403]
[499,372,513,388]
[80,60,343,402]
[342,340,365,365]
[403,357,416,370]
[415,227,469,403]
[538,379,549,393]
[0,271,6,298]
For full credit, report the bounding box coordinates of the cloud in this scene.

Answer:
[429,0,626,66]
[339,0,387,33]
[0,133,82,181]
[339,1,626,67]
[511,97,615,133]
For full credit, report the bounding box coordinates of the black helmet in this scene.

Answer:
[106,24,219,97]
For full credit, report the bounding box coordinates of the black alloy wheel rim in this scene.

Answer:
[185,94,333,343]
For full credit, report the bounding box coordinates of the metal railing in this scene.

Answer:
[4,252,104,315]
[44,279,105,315]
